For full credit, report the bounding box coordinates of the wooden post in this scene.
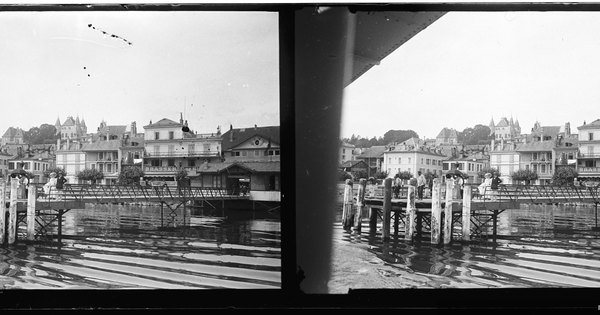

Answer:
[443,179,455,245]
[8,178,18,244]
[430,178,442,244]
[0,181,5,244]
[341,179,354,230]
[353,178,366,232]
[57,209,63,243]
[405,185,416,241]
[368,206,377,235]
[27,183,36,241]
[462,186,472,241]
[382,178,392,240]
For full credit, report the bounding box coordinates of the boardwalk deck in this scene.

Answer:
[2,181,251,244]
[358,182,600,244]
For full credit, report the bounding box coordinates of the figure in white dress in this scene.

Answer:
[44,172,58,198]
[478,173,492,199]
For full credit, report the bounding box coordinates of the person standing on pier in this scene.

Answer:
[56,173,67,201]
[417,171,426,200]
[491,173,502,201]
[393,174,401,199]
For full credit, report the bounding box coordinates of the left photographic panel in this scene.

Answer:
[0,9,281,290]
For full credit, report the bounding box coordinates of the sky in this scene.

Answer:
[341,11,600,140]
[0,10,279,135]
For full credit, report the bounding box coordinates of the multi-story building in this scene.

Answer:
[577,119,600,182]
[442,154,488,184]
[489,139,520,185]
[516,141,555,185]
[490,116,521,140]
[355,145,385,177]
[339,141,355,165]
[81,140,121,185]
[55,115,87,140]
[143,117,222,184]
[0,151,11,179]
[435,127,458,145]
[1,127,24,146]
[382,139,445,178]
[55,138,86,184]
[219,125,280,200]
[8,154,53,183]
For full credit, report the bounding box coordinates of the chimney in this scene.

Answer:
[230,129,234,142]
[565,122,571,136]
[131,121,137,135]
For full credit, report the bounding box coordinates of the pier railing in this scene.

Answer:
[30,183,246,204]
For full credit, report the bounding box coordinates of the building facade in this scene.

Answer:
[81,140,122,185]
[55,139,86,184]
[1,127,24,146]
[491,116,521,140]
[56,116,87,140]
[577,119,600,181]
[143,118,222,184]
[435,127,458,145]
[355,145,385,177]
[489,140,520,185]
[339,142,355,165]
[382,146,445,178]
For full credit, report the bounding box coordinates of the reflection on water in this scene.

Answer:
[332,204,600,289]
[0,203,280,289]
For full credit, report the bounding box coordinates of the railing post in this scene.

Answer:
[0,181,5,244]
[444,178,455,245]
[462,185,472,242]
[8,178,18,244]
[430,178,442,244]
[27,183,37,241]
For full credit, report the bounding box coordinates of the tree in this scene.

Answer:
[382,130,419,145]
[478,167,500,179]
[118,166,144,185]
[511,169,538,185]
[351,169,368,180]
[394,171,413,180]
[373,170,388,179]
[338,169,352,182]
[459,124,493,145]
[24,124,59,145]
[43,167,67,178]
[552,166,578,186]
[76,168,104,185]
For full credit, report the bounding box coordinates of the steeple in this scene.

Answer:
[489,117,495,134]
[55,117,61,135]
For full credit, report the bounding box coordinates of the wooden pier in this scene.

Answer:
[1,179,250,245]
[342,178,600,244]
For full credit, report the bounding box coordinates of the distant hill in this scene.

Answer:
[343,129,419,147]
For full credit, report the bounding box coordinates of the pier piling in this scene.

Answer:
[443,179,455,245]
[0,181,5,244]
[405,185,416,241]
[342,179,354,230]
[430,178,442,244]
[462,186,471,241]
[368,206,377,235]
[354,179,366,232]
[8,178,18,244]
[27,184,36,241]
[382,178,392,240]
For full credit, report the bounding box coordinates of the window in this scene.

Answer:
[233,152,240,157]
[589,146,595,155]
[91,164,96,169]
[134,152,140,159]
[541,164,546,173]
[421,158,423,164]
[168,159,175,167]
[532,153,538,160]
[254,150,259,157]
[99,152,104,160]
[169,131,174,140]
[398,158,402,164]
[107,164,112,173]
[155,132,160,140]
[151,159,160,167]
[98,164,104,172]
[343,149,346,154]
[426,159,430,165]
[589,132,594,141]
[23,163,29,170]
[189,160,195,167]
[189,144,195,153]
[168,145,174,155]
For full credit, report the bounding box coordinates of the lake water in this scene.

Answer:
[0,203,281,289]
[329,203,600,291]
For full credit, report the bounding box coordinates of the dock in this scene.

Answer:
[1,179,250,244]
[341,178,600,244]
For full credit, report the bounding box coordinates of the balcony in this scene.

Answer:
[578,167,600,174]
[145,151,220,158]
[578,153,600,159]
